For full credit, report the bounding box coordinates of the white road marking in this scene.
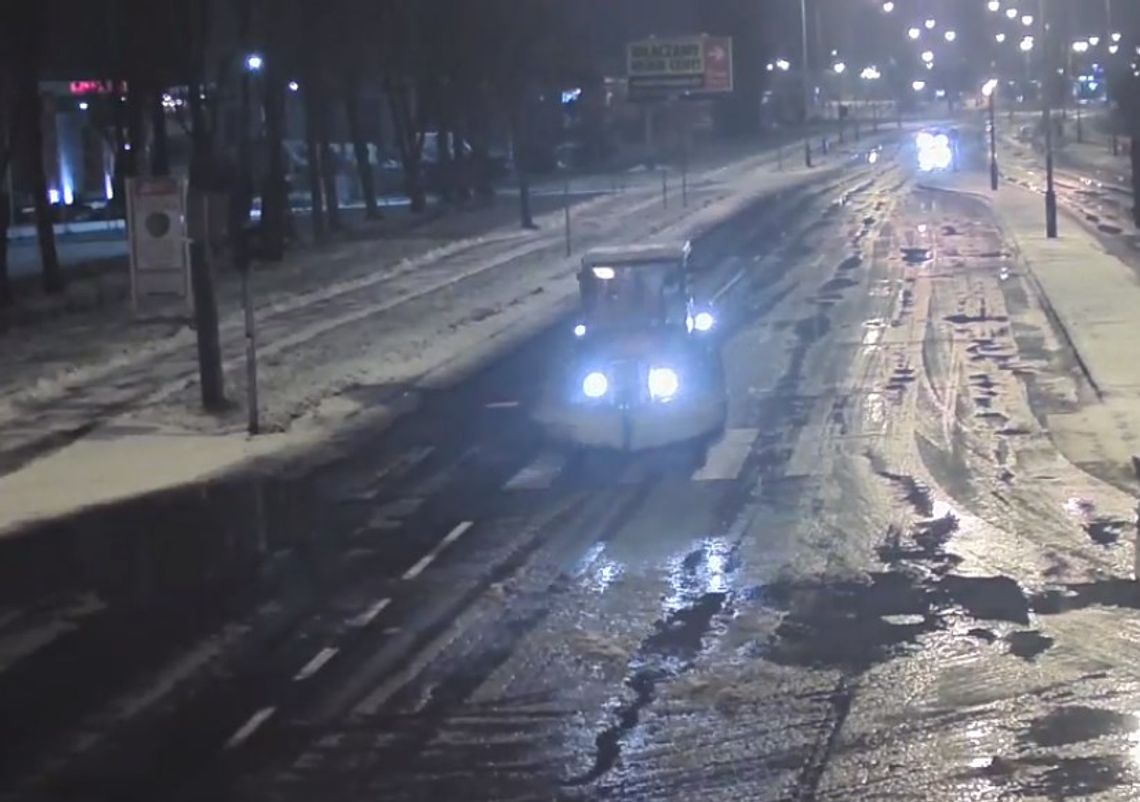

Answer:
[224,706,276,749]
[504,451,566,490]
[692,428,760,481]
[348,598,391,629]
[293,647,339,682]
[402,521,475,580]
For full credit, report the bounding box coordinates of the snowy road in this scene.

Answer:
[2,129,1140,801]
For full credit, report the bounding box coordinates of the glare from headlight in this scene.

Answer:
[582,371,609,398]
[693,311,715,332]
[573,324,587,338]
[648,367,680,400]
[592,266,616,280]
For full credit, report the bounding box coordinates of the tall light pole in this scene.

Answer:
[984,79,1000,190]
[800,0,813,167]
[1040,0,1058,238]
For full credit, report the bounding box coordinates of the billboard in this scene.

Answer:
[627,35,734,100]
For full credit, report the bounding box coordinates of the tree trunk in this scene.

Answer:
[511,109,535,229]
[320,135,341,231]
[0,191,11,307]
[302,87,326,241]
[21,89,63,293]
[260,70,287,261]
[150,90,169,175]
[387,81,426,213]
[344,79,380,220]
[125,85,147,177]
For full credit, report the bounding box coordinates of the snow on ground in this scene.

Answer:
[926,168,1140,486]
[0,137,869,534]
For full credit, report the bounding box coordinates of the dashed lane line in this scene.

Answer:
[402,521,475,580]
[348,598,391,629]
[224,706,276,750]
[293,647,339,682]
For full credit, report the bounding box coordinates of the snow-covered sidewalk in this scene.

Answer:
[934,171,1140,479]
[0,136,874,534]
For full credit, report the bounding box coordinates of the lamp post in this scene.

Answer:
[1041,0,1058,238]
[800,0,812,167]
[984,79,1000,190]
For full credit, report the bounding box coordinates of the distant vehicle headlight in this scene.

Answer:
[693,311,715,333]
[582,371,609,399]
[648,367,680,401]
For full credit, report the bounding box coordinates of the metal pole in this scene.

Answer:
[681,132,688,208]
[990,91,1000,190]
[238,232,259,435]
[800,0,812,167]
[1042,0,1059,238]
[563,175,571,257]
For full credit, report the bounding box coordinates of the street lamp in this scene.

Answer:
[983,78,1000,190]
[996,33,1007,43]
[776,58,791,71]
[1072,40,1090,53]
[908,27,921,40]
[1038,2,1057,238]
[799,0,812,168]
[945,30,957,43]
[988,0,1001,11]
[881,1,894,12]
[925,18,936,30]
[245,53,264,72]
[1006,7,1019,20]
[1022,15,1034,27]
[912,80,926,92]
[921,50,935,64]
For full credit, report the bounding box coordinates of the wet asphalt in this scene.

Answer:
[3,124,1140,801]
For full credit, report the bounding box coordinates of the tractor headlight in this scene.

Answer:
[582,371,609,399]
[648,367,680,401]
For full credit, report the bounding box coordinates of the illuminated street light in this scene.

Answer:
[924,18,936,29]
[1072,40,1090,53]
[1089,36,1100,47]
[908,27,921,40]
[987,0,1001,10]
[995,33,1007,43]
[1109,44,1120,55]
[860,65,882,80]
[881,1,894,11]
[1020,36,1034,52]
[776,58,791,71]
[982,78,999,97]
[1021,14,1033,26]
[912,80,926,91]
[245,53,264,72]
[945,30,957,42]
[921,50,935,64]
[1112,32,1123,43]
[1006,7,1019,20]
[288,80,300,92]
[833,61,847,74]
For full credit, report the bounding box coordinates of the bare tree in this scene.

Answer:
[12,4,62,294]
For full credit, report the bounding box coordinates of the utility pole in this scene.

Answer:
[1041,0,1058,238]
[800,0,813,167]
[987,83,999,191]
